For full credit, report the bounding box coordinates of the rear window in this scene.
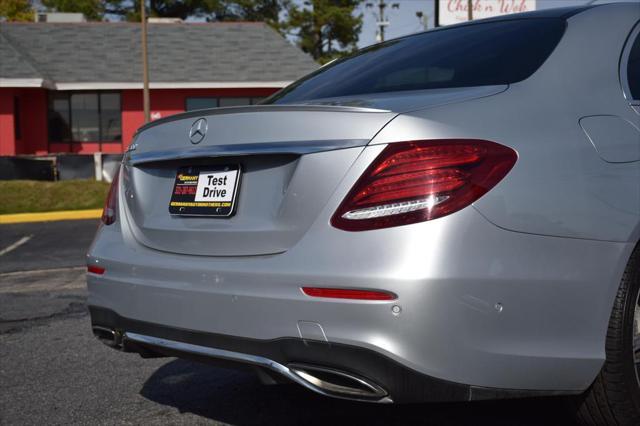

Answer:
[268,18,566,104]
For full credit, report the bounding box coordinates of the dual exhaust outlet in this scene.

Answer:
[92,326,390,402]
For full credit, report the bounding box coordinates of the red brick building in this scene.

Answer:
[0,21,317,156]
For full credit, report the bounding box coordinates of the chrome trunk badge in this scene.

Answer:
[189,118,208,144]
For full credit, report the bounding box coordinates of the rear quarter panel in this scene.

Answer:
[372,5,640,244]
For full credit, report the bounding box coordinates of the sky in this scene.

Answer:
[356,0,639,47]
[32,0,639,49]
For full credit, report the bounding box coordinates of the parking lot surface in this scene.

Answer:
[0,219,98,274]
[0,220,577,425]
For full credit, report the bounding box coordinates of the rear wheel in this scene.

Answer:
[576,246,640,425]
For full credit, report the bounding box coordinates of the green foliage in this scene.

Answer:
[0,180,111,214]
[104,0,219,22]
[283,0,363,63]
[105,0,285,24]
[43,0,286,25]
[0,0,34,22]
[224,0,285,28]
[41,0,104,21]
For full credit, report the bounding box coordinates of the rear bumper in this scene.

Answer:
[87,203,632,397]
[90,305,577,403]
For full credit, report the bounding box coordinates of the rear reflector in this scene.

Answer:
[331,139,517,231]
[87,265,105,275]
[302,287,397,301]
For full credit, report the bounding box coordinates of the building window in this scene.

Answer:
[185,97,265,111]
[48,92,122,142]
[14,97,21,140]
[219,97,251,108]
[186,97,218,111]
[70,93,99,141]
[100,93,122,141]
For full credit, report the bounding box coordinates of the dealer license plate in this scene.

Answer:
[168,165,241,217]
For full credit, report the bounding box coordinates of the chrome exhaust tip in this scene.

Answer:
[288,364,389,401]
[92,326,121,348]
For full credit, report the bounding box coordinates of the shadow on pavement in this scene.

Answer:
[140,359,577,426]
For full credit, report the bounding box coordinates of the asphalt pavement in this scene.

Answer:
[0,220,579,425]
[0,219,98,273]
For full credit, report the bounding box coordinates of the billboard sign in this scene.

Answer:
[438,0,537,26]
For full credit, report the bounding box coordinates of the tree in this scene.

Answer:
[104,0,218,22]
[0,0,34,22]
[41,0,104,21]
[222,0,285,28]
[41,0,285,27]
[283,0,362,64]
[103,0,285,24]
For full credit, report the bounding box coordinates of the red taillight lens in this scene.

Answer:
[87,265,105,275]
[101,170,120,226]
[331,140,517,231]
[302,287,397,301]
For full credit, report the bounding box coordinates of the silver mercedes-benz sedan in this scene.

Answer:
[88,3,640,424]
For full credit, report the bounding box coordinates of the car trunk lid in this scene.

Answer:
[122,105,396,257]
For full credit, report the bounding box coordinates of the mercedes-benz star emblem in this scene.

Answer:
[189,118,208,144]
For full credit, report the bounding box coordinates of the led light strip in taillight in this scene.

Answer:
[331,139,517,231]
[341,195,449,220]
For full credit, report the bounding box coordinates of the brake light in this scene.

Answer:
[331,140,517,231]
[101,170,120,226]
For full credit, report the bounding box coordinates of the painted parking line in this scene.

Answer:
[0,235,33,257]
[0,209,102,224]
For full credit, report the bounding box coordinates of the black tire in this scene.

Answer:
[575,245,640,426]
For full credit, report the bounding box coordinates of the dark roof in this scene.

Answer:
[0,22,318,87]
[0,32,42,79]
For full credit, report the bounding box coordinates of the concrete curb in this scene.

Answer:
[0,209,102,224]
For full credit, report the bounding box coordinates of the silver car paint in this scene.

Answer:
[371,5,640,243]
[131,106,396,155]
[123,149,364,256]
[123,89,510,257]
[291,84,508,113]
[580,115,640,163]
[88,3,640,394]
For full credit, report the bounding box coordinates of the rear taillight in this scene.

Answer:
[331,140,517,231]
[101,170,120,226]
[87,265,105,275]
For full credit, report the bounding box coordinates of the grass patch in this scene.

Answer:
[0,180,110,215]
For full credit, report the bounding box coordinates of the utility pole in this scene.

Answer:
[467,0,473,21]
[366,1,398,43]
[141,0,150,123]
[434,0,439,27]
[377,0,386,42]
[416,11,428,31]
